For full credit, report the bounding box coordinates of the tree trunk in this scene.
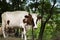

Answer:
[38,22,46,40]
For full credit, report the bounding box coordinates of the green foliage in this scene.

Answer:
[27,22,41,38]
[51,13,60,40]
[43,12,60,40]
[34,22,41,38]
[43,24,53,40]
[0,0,60,40]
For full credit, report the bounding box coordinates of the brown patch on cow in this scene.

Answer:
[23,14,35,26]
[25,15,29,18]
[23,19,26,23]
[7,20,10,25]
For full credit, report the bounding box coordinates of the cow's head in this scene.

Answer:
[23,14,35,27]
[32,14,41,28]
[23,14,41,28]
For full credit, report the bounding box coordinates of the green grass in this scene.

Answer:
[0,37,21,40]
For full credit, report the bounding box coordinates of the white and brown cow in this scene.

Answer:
[1,11,41,40]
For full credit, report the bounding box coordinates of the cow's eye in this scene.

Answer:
[37,16,42,19]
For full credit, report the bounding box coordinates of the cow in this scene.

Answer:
[1,11,41,40]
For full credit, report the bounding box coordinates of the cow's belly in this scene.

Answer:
[6,17,19,27]
[8,22,20,27]
[6,17,24,28]
[7,21,25,28]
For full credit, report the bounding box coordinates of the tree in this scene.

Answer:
[38,0,56,40]
[0,0,11,22]
[11,0,26,11]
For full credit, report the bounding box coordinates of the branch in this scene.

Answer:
[38,0,56,40]
[44,0,56,24]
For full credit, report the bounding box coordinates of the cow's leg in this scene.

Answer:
[2,20,7,38]
[21,31,24,39]
[21,23,27,40]
[21,27,26,40]
[2,27,7,38]
[23,27,27,40]
[20,28,23,39]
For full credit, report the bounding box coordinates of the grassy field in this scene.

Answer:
[0,36,37,40]
[0,23,37,40]
[0,37,21,40]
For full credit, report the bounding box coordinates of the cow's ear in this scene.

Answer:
[36,16,41,24]
[37,16,42,19]
[25,15,29,18]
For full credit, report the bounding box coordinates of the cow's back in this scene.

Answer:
[2,11,29,27]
